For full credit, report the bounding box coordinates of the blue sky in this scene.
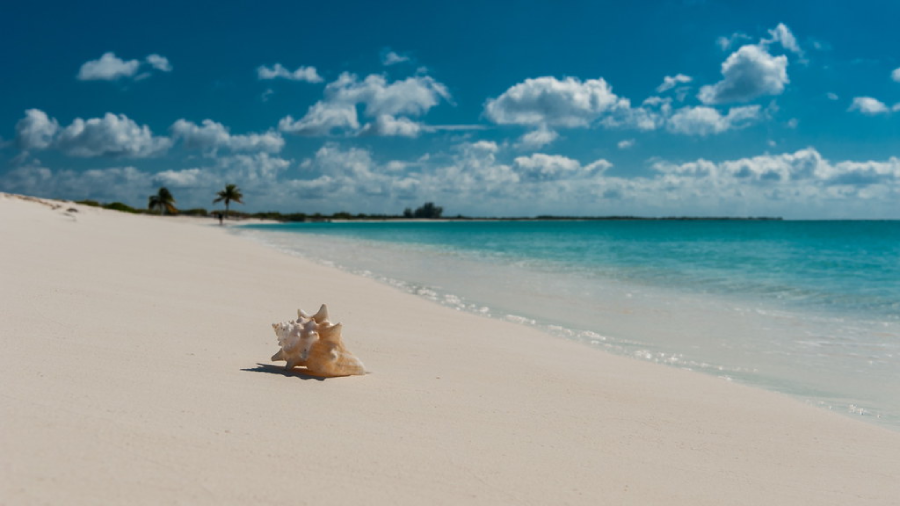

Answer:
[2,0,899,218]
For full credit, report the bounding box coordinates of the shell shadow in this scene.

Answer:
[242,363,327,381]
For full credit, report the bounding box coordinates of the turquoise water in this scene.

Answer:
[236,220,900,428]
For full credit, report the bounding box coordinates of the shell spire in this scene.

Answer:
[270,305,365,377]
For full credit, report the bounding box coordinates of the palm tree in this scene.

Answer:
[213,184,244,220]
[148,187,177,215]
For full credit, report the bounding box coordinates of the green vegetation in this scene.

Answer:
[403,202,443,219]
[181,208,209,216]
[103,202,141,213]
[74,199,140,213]
[213,184,244,219]
[148,187,178,215]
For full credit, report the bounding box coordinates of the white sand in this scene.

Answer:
[2,192,899,505]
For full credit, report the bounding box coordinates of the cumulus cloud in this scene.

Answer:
[330,73,450,117]
[288,143,421,206]
[0,163,155,204]
[601,98,758,137]
[484,76,629,128]
[150,154,292,205]
[381,50,410,66]
[170,119,284,154]
[652,148,900,189]
[153,168,205,187]
[516,126,559,150]
[257,63,323,83]
[762,23,802,56]
[698,45,789,104]
[486,74,757,138]
[278,102,360,136]
[716,32,752,51]
[513,153,611,181]
[666,105,761,136]
[360,115,423,137]
[15,109,60,150]
[77,52,171,81]
[146,54,172,72]
[849,97,890,115]
[279,72,450,137]
[77,52,141,81]
[13,109,171,158]
[55,113,172,157]
[657,74,692,93]
[618,139,635,149]
[893,67,900,83]
[827,92,839,101]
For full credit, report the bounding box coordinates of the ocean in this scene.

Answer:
[234,220,900,429]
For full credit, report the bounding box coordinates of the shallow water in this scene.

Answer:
[235,220,900,429]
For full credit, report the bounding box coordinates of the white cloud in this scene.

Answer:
[716,32,751,51]
[329,73,450,117]
[657,74,692,93]
[605,99,670,131]
[516,126,559,150]
[361,115,423,137]
[381,50,410,66]
[652,148,900,189]
[287,143,421,206]
[279,72,450,137]
[151,153,292,204]
[278,102,360,136]
[77,52,141,81]
[513,153,610,181]
[170,119,284,154]
[827,92,839,101]
[698,45,789,104]
[618,139,635,149]
[13,109,171,157]
[892,67,900,83]
[666,105,761,136]
[213,152,291,182]
[15,109,60,150]
[605,99,758,137]
[762,23,802,55]
[77,52,171,81]
[257,63,323,83]
[153,168,205,187]
[55,113,172,157]
[849,97,890,115]
[0,163,156,204]
[146,54,172,72]
[484,76,628,127]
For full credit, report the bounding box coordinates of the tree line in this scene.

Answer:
[77,186,447,222]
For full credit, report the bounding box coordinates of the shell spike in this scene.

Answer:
[299,304,329,323]
[312,304,328,322]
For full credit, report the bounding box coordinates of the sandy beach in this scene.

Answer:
[2,192,899,505]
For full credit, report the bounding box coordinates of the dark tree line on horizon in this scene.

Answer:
[78,186,451,222]
[76,189,781,222]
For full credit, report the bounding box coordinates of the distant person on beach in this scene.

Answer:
[217,212,223,225]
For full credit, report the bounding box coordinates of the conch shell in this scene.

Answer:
[271,304,366,377]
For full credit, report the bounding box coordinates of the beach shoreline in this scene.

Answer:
[2,192,899,505]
